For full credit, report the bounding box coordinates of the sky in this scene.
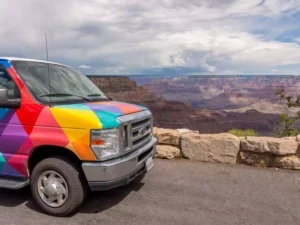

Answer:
[0,0,300,75]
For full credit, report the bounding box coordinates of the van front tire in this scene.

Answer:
[30,157,87,217]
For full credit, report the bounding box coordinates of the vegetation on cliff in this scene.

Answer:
[275,89,299,137]
[228,129,258,137]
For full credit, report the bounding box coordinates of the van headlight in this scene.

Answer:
[90,128,120,160]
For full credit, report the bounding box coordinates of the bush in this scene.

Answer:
[274,89,299,137]
[228,129,258,137]
[274,114,298,137]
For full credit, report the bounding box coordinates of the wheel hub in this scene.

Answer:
[37,171,69,208]
[44,181,59,196]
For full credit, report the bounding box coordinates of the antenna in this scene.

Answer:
[45,34,51,105]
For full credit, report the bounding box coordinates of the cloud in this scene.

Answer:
[0,0,299,75]
[295,37,300,43]
[79,65,91,69]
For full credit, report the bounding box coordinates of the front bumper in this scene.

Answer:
[82,137,157,191]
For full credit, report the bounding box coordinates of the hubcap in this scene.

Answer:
[37,171,68,208]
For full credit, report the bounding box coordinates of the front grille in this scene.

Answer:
[138,147,153,162]
[132,118,150,128]
[133,133,151,147]
[117,110,153,155]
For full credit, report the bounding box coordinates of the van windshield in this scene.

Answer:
[11,60,109,104]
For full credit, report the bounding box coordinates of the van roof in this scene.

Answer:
[0,57,69,67]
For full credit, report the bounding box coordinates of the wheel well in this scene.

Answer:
[28,146,81,175]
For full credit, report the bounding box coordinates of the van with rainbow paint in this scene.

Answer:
[0,57,156,216]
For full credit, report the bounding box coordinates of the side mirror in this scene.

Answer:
[0,88,21,109]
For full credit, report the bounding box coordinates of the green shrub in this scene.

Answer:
[274,114,298,137]
[228,129,258,137]
[274,89,299,137]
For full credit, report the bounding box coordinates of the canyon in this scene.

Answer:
[88,75,287,135]
[138,75,300,115]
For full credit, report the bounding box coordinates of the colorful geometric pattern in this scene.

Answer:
[0,59,146,178]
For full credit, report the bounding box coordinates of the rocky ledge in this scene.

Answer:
[154,127,300,171]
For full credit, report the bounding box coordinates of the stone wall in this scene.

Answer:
[154,127,300,171]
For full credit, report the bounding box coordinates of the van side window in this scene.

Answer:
[0,64,20,99]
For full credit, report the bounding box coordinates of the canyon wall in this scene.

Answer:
[89,76,201,129]
[88,76,300,170]
[89,76,280,135]
[144,75,300,115]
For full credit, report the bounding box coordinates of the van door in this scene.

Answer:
[0,61,25,178]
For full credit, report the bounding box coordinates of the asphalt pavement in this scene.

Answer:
[1,159,300,225]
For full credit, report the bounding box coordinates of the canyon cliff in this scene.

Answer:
[142,75,300,116]
[89,76,280,135]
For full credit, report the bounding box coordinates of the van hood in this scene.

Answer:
[49,101,148,129]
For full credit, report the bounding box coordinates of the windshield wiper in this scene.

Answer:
[87,93,112,100]
[39,93,92,101]
[87,93,102,97]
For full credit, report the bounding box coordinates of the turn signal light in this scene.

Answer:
[91,139,104,145]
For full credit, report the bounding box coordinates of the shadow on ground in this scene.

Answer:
[0,186,31,207]
[0,175,145,216]
[79,176,145,214]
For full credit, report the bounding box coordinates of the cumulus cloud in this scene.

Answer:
[0,0,299,75]
[295,37,300,43]
[79,65,91,69]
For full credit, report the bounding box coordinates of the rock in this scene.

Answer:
[241,136,298,156]
[239,152,274,167]
[238,136,246,141]
[282,136,296,140]
[296,135,300,142]
[154,128,199,146]
[153,127,158,137]
[181,133,240,164]
[273,156,300,170]
[155,145,181,159]
[176,128,199,134]
[155,128,181,146]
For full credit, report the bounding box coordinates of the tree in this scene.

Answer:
[274,88,299,137]
[274,114,297,137]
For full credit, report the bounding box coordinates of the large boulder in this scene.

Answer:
[155,145,181,159]
[239,152,274,167]
[181,133,240,164]
[154,128,180,146]
[154,127,198,146]
[273,156,300,170]
[241,136,298,156]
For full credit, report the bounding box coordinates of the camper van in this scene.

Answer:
[0,57,156,216]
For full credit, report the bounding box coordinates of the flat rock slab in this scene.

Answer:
[241,136,298,156]
[181,133,240,164]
